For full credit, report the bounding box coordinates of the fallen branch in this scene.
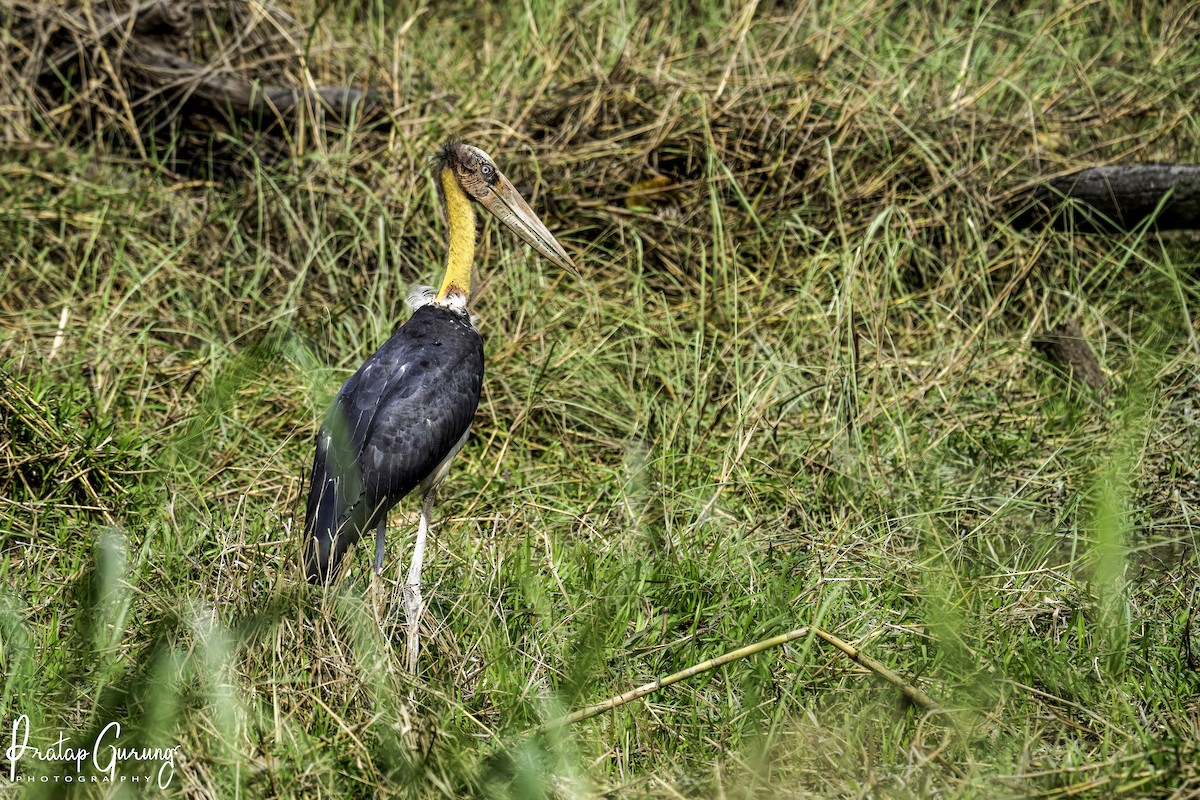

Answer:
[1009,165,1200,232]
[14,0,390,136]
[540,626,943,731]
[123,37,390,131]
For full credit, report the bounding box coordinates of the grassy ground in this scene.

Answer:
[3,0,1200,796]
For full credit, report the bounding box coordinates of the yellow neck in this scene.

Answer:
[436,168,476,301]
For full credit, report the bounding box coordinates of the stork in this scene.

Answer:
[303,141,577,672]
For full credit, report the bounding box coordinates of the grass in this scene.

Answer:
[2,0,1200,796]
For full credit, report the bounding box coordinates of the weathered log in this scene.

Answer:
[1010,165,1200,232]
[123,38,389,130]
[23,0,390,133]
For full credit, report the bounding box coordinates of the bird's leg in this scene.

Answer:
[369,517,387,624]
[373,516,387,575]
[404,488,436,674]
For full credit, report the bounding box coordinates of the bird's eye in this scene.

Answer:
[480,164,493,177]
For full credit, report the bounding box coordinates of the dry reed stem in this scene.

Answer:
[810,627,944,716]
[542,626,944,731]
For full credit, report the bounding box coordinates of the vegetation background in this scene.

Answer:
[2,0,1199,796]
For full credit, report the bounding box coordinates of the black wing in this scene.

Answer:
[303,305,484,582]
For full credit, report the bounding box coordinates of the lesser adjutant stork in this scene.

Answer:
[303,141,577,672]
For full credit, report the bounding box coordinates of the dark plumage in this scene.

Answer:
[303,303,484,582]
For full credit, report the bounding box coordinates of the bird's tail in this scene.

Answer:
[303,471,345,583]
[303,411,365,583]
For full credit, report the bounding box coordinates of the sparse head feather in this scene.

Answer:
[437,141,501,202]
[435,139,464,172]
[436,140,494,170]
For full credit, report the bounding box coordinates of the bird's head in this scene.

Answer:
[437,141,578,275]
